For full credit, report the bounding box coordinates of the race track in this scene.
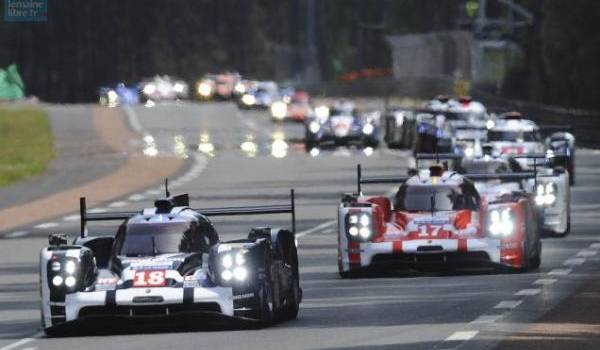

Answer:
[1,101,599,350]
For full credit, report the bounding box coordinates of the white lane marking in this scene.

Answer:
[549,268,572,276]
[88,208,108,214]
[0,332,41,350]
[296,220,336,238]
[515,288,541,296]
[122,105,143,133]
[494,300,522,309]
[445,331,478,341]
[589,243,600,249]
[4,231,29,238]
[563,258,585,266]
[108,201,128,208]
[145,189,161,196]
[533,278,557,285]
[577,249,597,257]
[470,314,502,324]
[21,347,37,350]
[34,222,58,229]
[128,193,145,201]
[62,214,80,222]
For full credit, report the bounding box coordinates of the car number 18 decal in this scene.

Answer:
[133,270,167,287]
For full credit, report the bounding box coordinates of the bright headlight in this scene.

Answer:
[222,254,233,269]
[52,275,63,287]
[315,105,329,119]
[234,82,246,94]
[536,183,557,206]
[107,90,118,103]
[51,261,61,272]
[464,147,474,157]
[65,260,76,274]
[233,267,247,281]
[235,252,246,266]
[309,121,321,134]
[488,208,514,236]
[174,82,185,93]
[143,83,156,95]
[197,82,212,96]
[486,119,495,129]
[347,213,373,241]
[271,101,287,119]
[241,94,256,105]
[362,123,374,135]
[221,270,233,281]
[64,276,77,288]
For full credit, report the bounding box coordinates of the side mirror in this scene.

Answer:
[48,233,68,246]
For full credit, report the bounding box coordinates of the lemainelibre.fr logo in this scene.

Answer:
[4,0,47,22]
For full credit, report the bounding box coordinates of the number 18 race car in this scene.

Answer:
[337,158,542,277]
[40,190,301,335]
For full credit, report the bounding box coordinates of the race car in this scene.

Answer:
[40,190,301,335]
[305,101,380,150]
[270,90,312,122]
[98,83,139,107]
[139,75,189,102]
[458,151,571,236]
[337,160,542,277]
[238,81,279,110]
[196,72,241,101]
[487,112,576,185]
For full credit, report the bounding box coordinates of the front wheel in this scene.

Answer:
[251,279,274,326]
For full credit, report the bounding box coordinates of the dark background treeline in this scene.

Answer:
[0,0,599,109]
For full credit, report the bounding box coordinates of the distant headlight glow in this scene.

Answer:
[309,121,321,134]
[174,82,185,93]
[362,123,374,135]
[271,101,287,119]
[488,208,514,236]
[52,275,63,287]
[241,94,256,106]
[197,82,212,97]
[315,105,330,119]
[536,183,557,206]
[143,83,156,95]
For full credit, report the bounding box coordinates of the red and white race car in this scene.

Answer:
[337,161,542,277]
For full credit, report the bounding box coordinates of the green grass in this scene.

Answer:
[0,108,53,186]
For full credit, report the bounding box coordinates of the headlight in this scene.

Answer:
[107,90,118,103]
[234,82,246,94]
[362,123,374,135]
[315,105,329,119]
[309,121,321,134]
[535,183,557,206]
[241,94,256,105]
[65,260,77,274]
[219,250,248,283]
[464,146,474,157]
[51,261,61,272]
[174,82,185,93]
[52,275,63,287]
[64,276,77,288]
[488,208,515,236]
[271,101,287,119]
[143,83,156,95]
[197,82,212,97]
[486,119,495,129]
[346,213,373,241]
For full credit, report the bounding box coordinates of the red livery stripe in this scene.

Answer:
[393,241,402,253]
[458,239,467,252]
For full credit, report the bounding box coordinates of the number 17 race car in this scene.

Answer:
[40,190,301,335]
[337,158,542,277]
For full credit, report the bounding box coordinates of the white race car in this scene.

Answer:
[460,152,570,236]
[40,192,301,335]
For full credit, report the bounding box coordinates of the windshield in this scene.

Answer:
[489,130,539,142]
[119,222,204,257]
[461,161,507,174]
[395,185,478,212]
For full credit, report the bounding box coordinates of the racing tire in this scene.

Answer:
[279,277,301,320]
[529,240,542,270]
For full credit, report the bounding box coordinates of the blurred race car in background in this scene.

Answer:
[271,90,312,122]
[305,100,380,150]
[239,81,279,110]
[487,112,576,185]
[98,83,139,107]
[337,160,542,277]
[196,72,241,101]
[458,151,571,236]
[40,191,301,335]
[139,75,189,103]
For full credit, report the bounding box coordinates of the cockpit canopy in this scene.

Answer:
[394,183,479,212]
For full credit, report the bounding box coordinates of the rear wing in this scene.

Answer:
[465,172,535,181]
[356,164,409,194]
[79,189,296,237]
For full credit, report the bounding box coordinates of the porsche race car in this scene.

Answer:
[196,73,241,101]
[337,160,542,277]
[270,90,312,122]
[139,75,189,102]
[40,191,301,335]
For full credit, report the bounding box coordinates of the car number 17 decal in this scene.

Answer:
[418,224,442,237]
[133,270,167,287]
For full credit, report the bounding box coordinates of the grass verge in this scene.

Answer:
[0,108,53,186]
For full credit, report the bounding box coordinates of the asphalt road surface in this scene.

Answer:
[1,101,599,350]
